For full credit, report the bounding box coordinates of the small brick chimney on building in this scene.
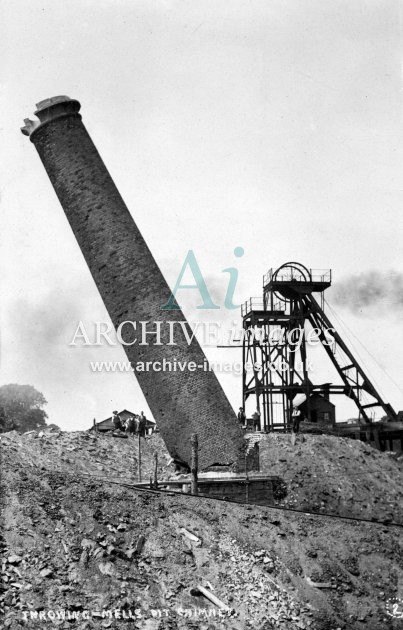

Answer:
[21,96,246,471]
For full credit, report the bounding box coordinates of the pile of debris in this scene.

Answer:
[1,429,402,629]
[257,433,403,523]
[0,429,173,483]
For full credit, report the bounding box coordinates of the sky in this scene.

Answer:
[1,0,403,429]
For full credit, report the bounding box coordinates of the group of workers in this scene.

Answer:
[111,410,148,436]
[237,407,261,432]
[237,405,302,433]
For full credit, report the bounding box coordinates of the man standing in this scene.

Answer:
[237,407,246,429]
[125,415,135,435]
[291,405,302,446]
[138,411,146,437]
[292,406,302,434]
[112,410,122,431]
[252,409,261,432]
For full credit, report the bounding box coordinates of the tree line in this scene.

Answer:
[0,384,59,433]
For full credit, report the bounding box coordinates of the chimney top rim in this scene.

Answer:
[34,95,79,113]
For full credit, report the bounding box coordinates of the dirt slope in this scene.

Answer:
[1,429,402,630]
[258,433,403,523]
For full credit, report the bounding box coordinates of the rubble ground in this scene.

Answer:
[1,429,402,630]
[258,433,403,523]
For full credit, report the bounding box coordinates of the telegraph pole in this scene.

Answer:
[191,433,198,496]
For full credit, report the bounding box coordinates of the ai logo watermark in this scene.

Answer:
[161,247,244,310]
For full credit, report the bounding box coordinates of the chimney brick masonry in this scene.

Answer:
[21,96,245,470]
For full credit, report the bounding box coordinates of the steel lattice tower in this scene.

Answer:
[242,262,396,431]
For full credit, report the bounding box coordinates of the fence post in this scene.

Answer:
[154,452,158,490]
[243,441,249,502]
[138,433,142,482]
[191,433,198,496]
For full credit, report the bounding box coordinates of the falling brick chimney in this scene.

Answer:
[21,96,245,471]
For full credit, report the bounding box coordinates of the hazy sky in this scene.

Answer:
[1,0,403,429]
